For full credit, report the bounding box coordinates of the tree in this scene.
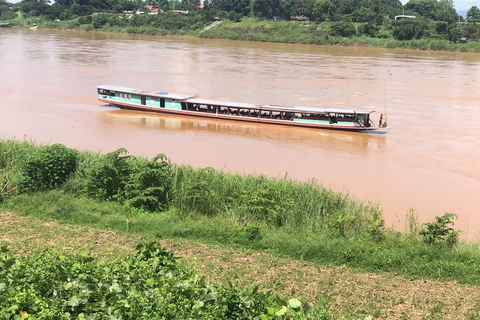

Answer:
[351,7,376,23]
[330,21,356,36]
[404,0,437,19]
[250,0,280,18]
[312,0,335,21]
[467,6,480,24]
[20,0,50,16]
[435,0,458,23]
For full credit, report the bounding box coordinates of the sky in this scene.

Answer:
[6,0,480,13]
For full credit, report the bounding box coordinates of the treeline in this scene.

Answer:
[1,0,480,42]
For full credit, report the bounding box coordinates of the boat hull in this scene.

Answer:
[99,98,382,132]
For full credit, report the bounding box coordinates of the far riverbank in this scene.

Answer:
[5,16,480,53]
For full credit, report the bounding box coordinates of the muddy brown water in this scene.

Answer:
[1,29,479,237]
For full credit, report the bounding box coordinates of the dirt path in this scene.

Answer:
[1,211,479,319]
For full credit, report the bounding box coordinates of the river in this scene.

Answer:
[1,28,479,237]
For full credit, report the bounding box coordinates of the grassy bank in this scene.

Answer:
[1,139,480,287]
[3,211,480,319]
[5,15,480,52]
[200,20,480,52]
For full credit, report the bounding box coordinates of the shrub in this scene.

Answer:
[71,148,131,201]
[329,22,356,37]
[19,144,78,193]
[419,213,461,247]
[121,154,174,212]
[0,240,326,319]
[77,15,92,24]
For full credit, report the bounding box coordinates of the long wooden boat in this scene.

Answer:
[97,85,386,131]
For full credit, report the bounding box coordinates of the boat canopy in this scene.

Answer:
[98,85,375,115]
[290,106,375,115]
[185,98,256,109]
[97,85,194,101]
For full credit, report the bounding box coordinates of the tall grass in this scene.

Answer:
[4,190,480,285]
[2,139,480,285]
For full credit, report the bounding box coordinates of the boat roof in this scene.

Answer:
[187,99,374,114]
[98,85,375,115]
[291,106,375,115]
[185,98,257,109]
[97,85,194,100]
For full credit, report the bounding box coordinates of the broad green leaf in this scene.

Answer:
[275,306,287,316]
[288,298,301,309]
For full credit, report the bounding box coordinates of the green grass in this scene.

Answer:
[200,20,480,52]
[3,211,480,319]
[2,138,480,288]
[3,190,480,286]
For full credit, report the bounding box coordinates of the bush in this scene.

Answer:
[419,213,461,247]
[91,13,108,28]
[0,240,327,319]
[70,148,131,201]
[329,22,356,37]
[19,144,78,193]
[77,15,92,24]
[121,154,173,212]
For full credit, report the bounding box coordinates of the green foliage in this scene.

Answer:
[77,14,92,24]
[0,240,327,319]
[419,213,461,247]
[19,144,78,193]
[5,191,480,286]
[121,154,173,212]
[70,148,131,201]
[329,21,356,37]
[467,6,480,24]
[91,12,108,28]
[4,140,480,287]
[392,19,430,40]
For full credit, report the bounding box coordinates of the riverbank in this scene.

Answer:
[1,139,479,285]
[6,15,480,53]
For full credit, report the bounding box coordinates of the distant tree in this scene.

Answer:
[392,18,429,39]
[447,25,461,41]
[312,0,335,21]
[210,0,250,15]
[0,1,17,19]
[467,6,480,24]
[404,0,437,19]
[435,0,458,23]
[250,0,280,18]
[20,0,50,16]
[351,7,376,22]
[330,21,356,36]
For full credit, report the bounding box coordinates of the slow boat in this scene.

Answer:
[97,85,387,132]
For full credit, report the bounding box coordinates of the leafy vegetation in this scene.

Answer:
[419,212,461,247]
[1,0,480,51]
[0,239,329,319]
[2,139,480,289]
[19,143,79,193]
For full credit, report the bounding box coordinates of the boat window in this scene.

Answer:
[141,96,146,105]
[160,98,165,108]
